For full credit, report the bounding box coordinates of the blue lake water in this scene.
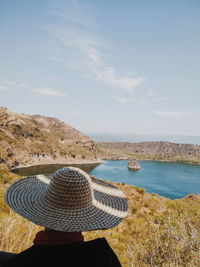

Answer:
[89,160,200,199]
[12,160,200,199]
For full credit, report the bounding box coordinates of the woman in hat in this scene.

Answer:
[1,167,128,267]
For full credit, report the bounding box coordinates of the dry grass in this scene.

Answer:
[0,173,200,266]
[0,211,41,253]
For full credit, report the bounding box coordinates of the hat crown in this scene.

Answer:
[44,167,93,209]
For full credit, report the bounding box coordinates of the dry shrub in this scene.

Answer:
[0,179,200,267]
[0,211,41,253]
[85,186,200,267]
[127,212,200,267]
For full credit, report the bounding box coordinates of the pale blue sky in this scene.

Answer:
[0,0,200,135]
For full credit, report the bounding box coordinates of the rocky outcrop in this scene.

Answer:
[0,107,100,168]
[98,141,200,164]
[128,160,140,170]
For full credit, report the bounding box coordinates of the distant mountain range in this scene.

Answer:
[97,141,200,164]
[86,132,200,145]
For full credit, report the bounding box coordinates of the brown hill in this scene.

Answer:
[0,107,100,168]
[98,141,200,163]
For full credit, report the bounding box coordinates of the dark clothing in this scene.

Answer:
[1,238,122,267]
[0,252,15,266]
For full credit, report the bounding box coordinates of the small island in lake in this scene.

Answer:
[128,160,141,170]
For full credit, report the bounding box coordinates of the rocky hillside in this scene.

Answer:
[0,107,99,168]
[98,141,200,163]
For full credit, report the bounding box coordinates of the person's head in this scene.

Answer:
[5,167,128,232]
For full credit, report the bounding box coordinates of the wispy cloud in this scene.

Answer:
[152,110,200,129]
[46,76,62,81]
[153,110,184,119]
[34,87,66,96]
[18,83,28,88]
[115,98,135,104]
[115,97,147,104]
[50,0,95,28]
[114,88,164,105]
[2,81,28,89]
[5,81,16,85]
[0,85,10,92]
[45,1,145,92]
[148,89,157,97]
[1,80,66,97]
[72,112,82,116]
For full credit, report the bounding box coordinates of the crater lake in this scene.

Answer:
[12,160,200,199]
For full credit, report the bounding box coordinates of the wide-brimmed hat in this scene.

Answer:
[5,167,128,232]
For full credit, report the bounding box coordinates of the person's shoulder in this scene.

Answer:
[86,237,114,248]
[90,238,122,267]
[83,238,122,266]
[1,246,38,267]
[82,238,111,250]
[84,237,108,245]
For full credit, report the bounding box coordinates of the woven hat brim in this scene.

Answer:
[5,174,128,232]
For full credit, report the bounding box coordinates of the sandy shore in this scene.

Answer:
[11,159,105,170]
[11,157,199,170]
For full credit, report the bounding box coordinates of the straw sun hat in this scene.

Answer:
[5,167,128,232]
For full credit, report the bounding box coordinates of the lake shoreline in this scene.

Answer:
[136,158,200,165]
[102,157,200,165]
[10,159,200,199]
[11,159,104,170]
[11,156,200,171]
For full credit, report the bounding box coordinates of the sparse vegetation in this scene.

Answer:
[1,107,200,266]
[97,142,200,164]
[0,107,100,168]
[0,169,200,266]
[0,164,18,185]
